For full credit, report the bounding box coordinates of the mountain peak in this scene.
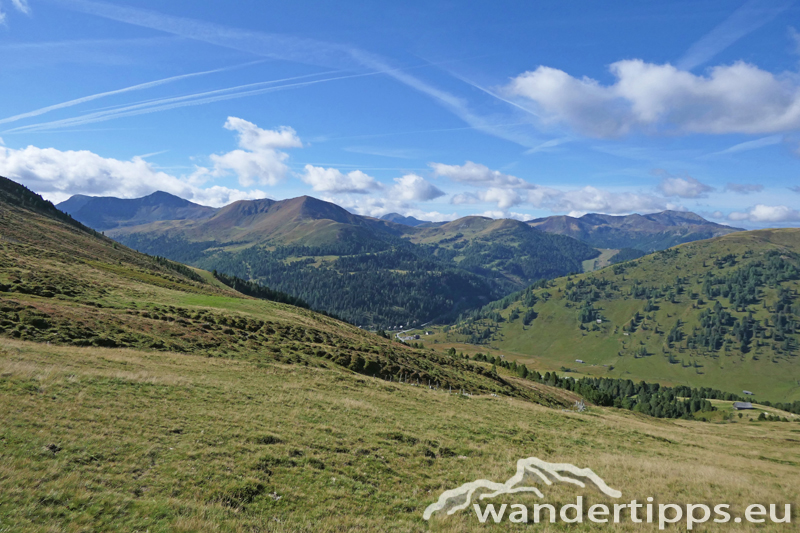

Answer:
[57,191,217,231]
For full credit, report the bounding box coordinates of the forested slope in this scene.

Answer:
[439,230,800,402]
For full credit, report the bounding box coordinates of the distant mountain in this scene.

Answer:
[527,210,742,251]
[380,213,430,227]
[68,193,599,328]
[57,191,217,231]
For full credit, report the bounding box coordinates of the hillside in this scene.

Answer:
[3,339,798,531]
[57,191,216,231]
[434,230,800,402]
[0,176,564,403]
[406,216,598,285]
[65,194,598,328]
[528,210,742,251]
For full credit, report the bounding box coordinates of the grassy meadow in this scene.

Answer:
[2,338,799,532]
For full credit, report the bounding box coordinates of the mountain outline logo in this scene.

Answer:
[423,457,621,520]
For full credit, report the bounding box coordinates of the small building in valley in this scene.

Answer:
[733,402,753,410]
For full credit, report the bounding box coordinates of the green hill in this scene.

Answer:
[436,229,800,402]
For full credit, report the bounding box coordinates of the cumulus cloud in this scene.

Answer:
[478,188,525,209]
[0,144,266,206]
[208,117,301,187]
[655,171,714,198]
[504,60,800,138]
[324,194,455,222]
[550,186,669,214]
[223,117,302,151]
[300,164,381,194]
[451,188,524,209]
[390,174,444,202]
[430,161,535,189]
[725,182,765,194]
[728,204,800,223]
[438,160,671,214]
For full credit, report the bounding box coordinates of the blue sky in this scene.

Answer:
[1,0,799,227]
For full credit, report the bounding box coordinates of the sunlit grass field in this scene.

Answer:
[2,339,799,532]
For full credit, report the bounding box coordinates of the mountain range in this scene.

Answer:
[56,190,741,328]
[527,211,742,251]
[56,193,597,327]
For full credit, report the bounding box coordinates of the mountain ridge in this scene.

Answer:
[527,210,742,250]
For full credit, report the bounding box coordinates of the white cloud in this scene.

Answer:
[209,117,301,187]
[656,172,714,198]
[479,188,525,209]
[504,60,800,138]
[209,149,289,187]
[725,183,765,194]
[550,186,669,214]
[728,204,800,223]
[300,164,381,194]
[450,192,479,205]
[437,160,670,214]
[10,0,29,14]
[323,194,455,222]
[439,161,671,214]
[451,189,525,210]
[430,161,535,189]
[390,174,444,202]
[223,117,302,151]
[0,144,266,207]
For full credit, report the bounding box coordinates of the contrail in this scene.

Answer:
[48,0,533,147]
[0,61,262,125]
[678,0,794,70]
[4,71,376,133]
